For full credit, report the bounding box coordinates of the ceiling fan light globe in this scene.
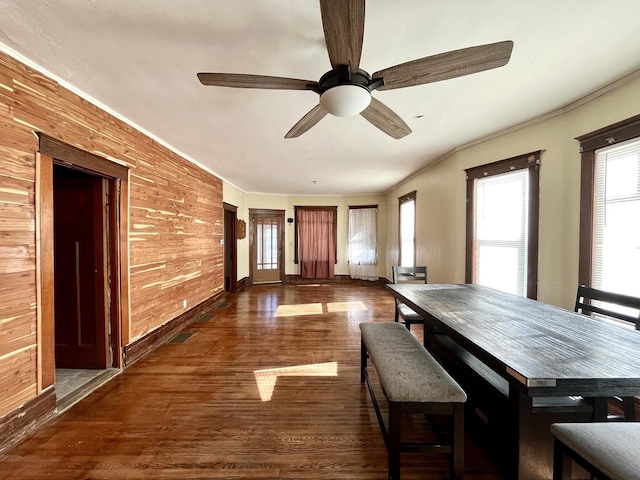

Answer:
[319,84,371,117]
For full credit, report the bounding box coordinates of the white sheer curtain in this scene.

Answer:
[348,207,378,281]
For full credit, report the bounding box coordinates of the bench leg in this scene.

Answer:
[360,339,367,383]
[388,402,402,480]
[451,403,464,480]
[552,438,571,480]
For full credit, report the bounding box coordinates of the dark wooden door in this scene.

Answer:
[224,206,237,292]
[53,166,108,369]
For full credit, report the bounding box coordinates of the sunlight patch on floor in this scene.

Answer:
[274,303,323,317]
[274,301,368,317]
[326,301,367,313]
[253,362,338,401]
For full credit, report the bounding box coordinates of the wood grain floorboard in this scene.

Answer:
[0,284,507,479]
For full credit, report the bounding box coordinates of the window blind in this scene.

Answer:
[399,198,415,267]
[475,169,528,296]
[593,138,640,303]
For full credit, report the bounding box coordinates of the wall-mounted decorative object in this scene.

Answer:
[236,219,246,239]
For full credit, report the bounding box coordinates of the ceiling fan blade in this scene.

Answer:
[320,0,365,70]
[197,73,318,91]
[373,40,514,91]
[360,97,411,139]
[285,105,328,138]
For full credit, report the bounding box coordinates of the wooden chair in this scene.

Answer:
[575,284,640,421]
[392,266,428,346]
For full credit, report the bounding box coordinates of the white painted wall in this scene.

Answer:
[224,77,640,305]
[385,76,640,309]
[222,190,387,281]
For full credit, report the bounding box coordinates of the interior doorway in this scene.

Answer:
[249,209,285,285]
[52,164,118,405]
[53,165,110,369]
[223,203,238,292]
[38,134,130,407]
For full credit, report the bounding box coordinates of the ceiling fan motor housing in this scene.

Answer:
[317,66,384,117]
[317,66,384,93]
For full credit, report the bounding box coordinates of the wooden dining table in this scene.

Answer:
[386,283,640,480]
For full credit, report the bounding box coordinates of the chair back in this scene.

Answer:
[575,285,640,330]
[392,266,427,285]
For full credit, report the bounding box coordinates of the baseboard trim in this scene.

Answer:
[124,291,226,366]
[0,387,56,456]
[235,277,247,292]
[284,274,387,287]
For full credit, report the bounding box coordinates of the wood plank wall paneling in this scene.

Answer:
[0,50,224,418]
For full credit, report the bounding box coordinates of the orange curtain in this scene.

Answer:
[297,209,336,279]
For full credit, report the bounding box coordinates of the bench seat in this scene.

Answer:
[360,322,466,480]
[551,422,640,480]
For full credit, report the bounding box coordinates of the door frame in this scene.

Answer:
[248,209,285,285]
[37,135,130,392]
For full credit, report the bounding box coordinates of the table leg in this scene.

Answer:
[509,385,532,479]
[511,387,564,479]
[509,385,595,480]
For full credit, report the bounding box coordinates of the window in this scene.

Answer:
[348,206,378,281]
[398,191,416,267]
[256,216,278,270]
[466,151,541,298]
[593,139,640,295]
[577,114,640,300]
[475,170,528,295]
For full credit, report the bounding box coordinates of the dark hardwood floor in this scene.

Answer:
[0,283,507,479]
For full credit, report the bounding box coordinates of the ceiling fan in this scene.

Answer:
[197,0,513,139]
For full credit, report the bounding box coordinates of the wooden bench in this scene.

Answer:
[360,322,467,480]
[551,422,640,479]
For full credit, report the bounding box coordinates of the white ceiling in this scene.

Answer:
[2,1,640,195]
